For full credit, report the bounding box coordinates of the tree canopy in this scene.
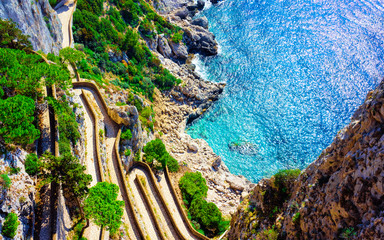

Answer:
[59,47,84,64]
[143,138,179,171]
[84,182,124,234]
[179,171,228,236]
[0,95,40,145]
[39,152,92,200]
[0,48,71,99]
[179,171,208,206]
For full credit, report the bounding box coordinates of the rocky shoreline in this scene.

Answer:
[150,0,254,215]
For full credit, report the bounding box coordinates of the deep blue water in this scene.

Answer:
[187,0,384,182]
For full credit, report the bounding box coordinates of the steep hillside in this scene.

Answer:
[0,0,63,54]
[228,80,384,239]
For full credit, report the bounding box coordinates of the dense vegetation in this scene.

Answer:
[73,0,181,99]
[179,172,229,237]
[39,152,92,201]
[84,182,124,234]
[0,95,40,145]
[1,212,19,238]
[143,138,179,172]
[0,20,72,146]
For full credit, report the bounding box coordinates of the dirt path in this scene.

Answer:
[76,87,141,240]
[56,0,76,48]
[74,89,102,240]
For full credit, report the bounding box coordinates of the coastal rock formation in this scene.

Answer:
[0,0,63,54]
[153,55,254,215]
[153,0,219,57]
[228,80,384,239]
[147,0,253,215]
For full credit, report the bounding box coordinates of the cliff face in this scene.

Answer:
[228,80,384,239]
[0,0,63,54]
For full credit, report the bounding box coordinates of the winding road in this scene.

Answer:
[56,0,76,48]
[55,1,209,238]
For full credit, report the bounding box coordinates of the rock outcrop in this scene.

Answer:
[228,80,384,239]
[0,0,63,54]
[0,147,35,240]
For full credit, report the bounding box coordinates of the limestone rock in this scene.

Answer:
[0,0,63,54]
[183,25,218,56]
[157,35,173,58]
[152,0,192,14]
[169,41,188,60]
[212,156,221,171]
[174,7,190,19]
[188,142,198,152]
[191,16,209,29]
[197,0,205,10]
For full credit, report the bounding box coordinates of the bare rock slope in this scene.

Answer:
[0,0,63,54]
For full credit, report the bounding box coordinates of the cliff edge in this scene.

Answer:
[228,79,384,239]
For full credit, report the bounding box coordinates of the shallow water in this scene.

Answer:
[187,0,384,182]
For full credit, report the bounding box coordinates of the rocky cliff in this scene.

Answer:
[228,80,384,239]
[0,0,63,54]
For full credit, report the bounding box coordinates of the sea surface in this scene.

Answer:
[187,0,384,182]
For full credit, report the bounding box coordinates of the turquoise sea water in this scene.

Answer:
[187,0,384,182]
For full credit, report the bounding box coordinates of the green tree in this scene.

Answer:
[179,171,208,206]
[0,48,71,99]
[0,19,32,51]
[189,197,222,234]
[39,152,92,200]
[0,95,40,145]
[25,153,39,176]
[59,47,84,64]
[84,182,124,234]
[143,139,166,165]
[1,212,19,238]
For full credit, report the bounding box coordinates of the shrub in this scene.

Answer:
[121,129,132,140]
[273,169,301,198]
[292,212,301,225]
[167,157,179,173]
[257,227,279,240]
[340,227,357,240]
[179,172,208,206]
[1,212,19,238]
[171,32,183,43]
[124,149,131,156]
[25,153,39,176]
[0,19,32,51]
[10,167,20,175]
[0,174,11,189]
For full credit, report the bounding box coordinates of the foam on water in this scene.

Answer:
[187,0,384,182]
